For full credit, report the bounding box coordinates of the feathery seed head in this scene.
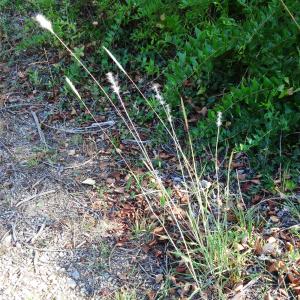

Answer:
[103,47,126,74]
[65,77,81,100]
[217,111,222,127]
[153,84,165,106]
[34,14,54,34]
[106,72,120,94]
[166,104,173,123]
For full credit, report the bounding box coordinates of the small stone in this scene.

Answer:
[106,178,115,185]
[68,149,76,156]
[1,234,12,247]
[262,240,277,255]
[66,278,77,289]
[70,269,80,280]
[200,180,211,190]
[39,254,48,263]
[80,287,88,296]
[267,236,277,244]
[155,274,164,284]
[270,216,280,223]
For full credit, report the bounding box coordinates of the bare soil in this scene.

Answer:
[0,55,162,299]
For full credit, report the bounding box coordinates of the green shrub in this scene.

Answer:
[6,0,300,178]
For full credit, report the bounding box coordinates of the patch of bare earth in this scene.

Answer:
[0,59,162,299]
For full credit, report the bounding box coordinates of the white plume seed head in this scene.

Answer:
[65,77,81,100]
[153,84,165,105]
[106,72,120,94]
[217,111,222,127]
[34,14,54,34]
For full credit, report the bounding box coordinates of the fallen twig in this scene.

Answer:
[25,245,72,252]
[16,190,56,207]
[121,139,151,145]
[0,103,43,112]
[43,121,115,134]
[31,111,47,148]
[0,139,14,157]
[10,223,17,243]
[30,222,46,244]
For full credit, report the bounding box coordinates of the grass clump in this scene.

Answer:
[32,14,272,298]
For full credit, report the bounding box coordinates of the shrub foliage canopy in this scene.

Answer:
[6,0,300,177]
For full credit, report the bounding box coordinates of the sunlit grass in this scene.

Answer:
[34,14,260,298]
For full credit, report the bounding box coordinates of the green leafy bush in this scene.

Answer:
[6,0,300,178]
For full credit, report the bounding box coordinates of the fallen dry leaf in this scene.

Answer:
[264,291,274,300]
[106,178,115,185]
[198,106,208,117]
[176,264,187,273]
[236,243,245,252]
[68,149,76,156]
[270,215,280,223]
[159,152,172,159]
[267,260,285,273]
[153,227,164,235]
[155,274,164,284]
[262,241,277,255]
[254,238,263,255]
[114,187,125,194]
[82,178,96,186]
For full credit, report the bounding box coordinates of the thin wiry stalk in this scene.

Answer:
[180,98,211,234]
[103,47,199,176]
[280,0,300,31]
[156,94,210,247]
[163,106,210,246]
[103,46,231,281]
[47,27,200,286]
[65,76,188,275]
[35,14,240,294]
[114,88,200,281]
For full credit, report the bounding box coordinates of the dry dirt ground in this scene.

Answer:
[0,54,163,299]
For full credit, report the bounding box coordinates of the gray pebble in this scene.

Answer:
[39,254,48,263]
[70,269,80,280]
[1,234,12,247]
[66,278,77,289]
